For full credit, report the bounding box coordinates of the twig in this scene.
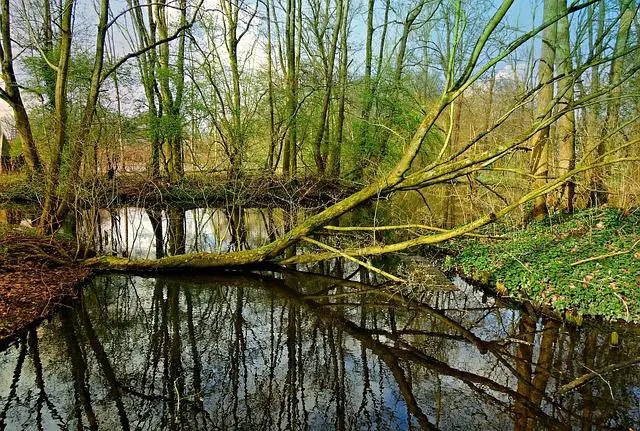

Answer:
[301,236,406,283]
[571,239,640,266]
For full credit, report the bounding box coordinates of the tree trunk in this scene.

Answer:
[40,0,74,230]
[265,0,277,171]
[378,1,425,162]
[529,0,557,221]
[327,0,349,177]
[590,0,634,206]
[356,0,375,175]
[311,0,344,175]
[54,0,110,223]
[156,0,185,182]
[587,1,604,207]
[129,0,162,178]
[283,0,298,177]
[0,0,42,175]
[556,0,575,212]
[224,0,244,177]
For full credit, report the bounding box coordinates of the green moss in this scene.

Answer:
[442,208,640,322]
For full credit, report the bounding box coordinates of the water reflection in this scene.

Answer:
[0,269,638,430]
[80,207,300,259]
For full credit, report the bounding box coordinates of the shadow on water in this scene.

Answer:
[0,204,639,430]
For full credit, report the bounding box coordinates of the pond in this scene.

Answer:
[0,205,639,430]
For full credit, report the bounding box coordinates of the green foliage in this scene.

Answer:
[0,174,41,203]
[8,137,22,157]
[442,208,640,322]
[23,53,58,103]
[151,115,183,140]
[156,66,174,82]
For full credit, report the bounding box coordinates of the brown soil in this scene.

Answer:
[0,228,90,342]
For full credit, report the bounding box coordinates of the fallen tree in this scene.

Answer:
[84,0,640,273]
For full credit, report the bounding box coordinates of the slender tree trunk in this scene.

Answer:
[484,66,496,131]
[556,0,575,212]
[156,0,185,182]
[311,0,344,175]
[0,0,41,174]
[356,0,375,174]
[266,0,277,171]
[42,0,55,109]
[129,0,162,178]
[225,0,244,176]
[110,33,125,172]
[590,0,634,206]
[378,1,425,161]
[328,0,349,177]
[54,0,110,223]
[41,0,74,229]
[283,0,298,177]
[529,0,557,221]
[587,1,604,207]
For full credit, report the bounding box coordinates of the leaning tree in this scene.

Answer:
[79,0,638,273]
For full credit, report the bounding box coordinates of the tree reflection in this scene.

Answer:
[0,270,638,430]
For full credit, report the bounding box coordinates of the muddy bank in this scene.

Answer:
[0,227,90,345]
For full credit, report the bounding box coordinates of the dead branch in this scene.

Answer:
[570,239,640,266]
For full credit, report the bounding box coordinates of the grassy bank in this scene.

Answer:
[441,208,640,322]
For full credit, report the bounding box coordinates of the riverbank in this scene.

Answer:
[0,226,90,344]
[0,171,359,208]
[441,208,640,322]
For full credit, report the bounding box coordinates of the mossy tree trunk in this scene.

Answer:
[156,0,186,182]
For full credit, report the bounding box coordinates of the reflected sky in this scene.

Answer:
[80,206,300,258]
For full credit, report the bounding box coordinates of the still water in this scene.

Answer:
[0,205,639,430]
[0,270,638,430]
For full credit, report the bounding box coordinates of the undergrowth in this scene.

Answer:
[441,208,640,322]
[0,173,41,204]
